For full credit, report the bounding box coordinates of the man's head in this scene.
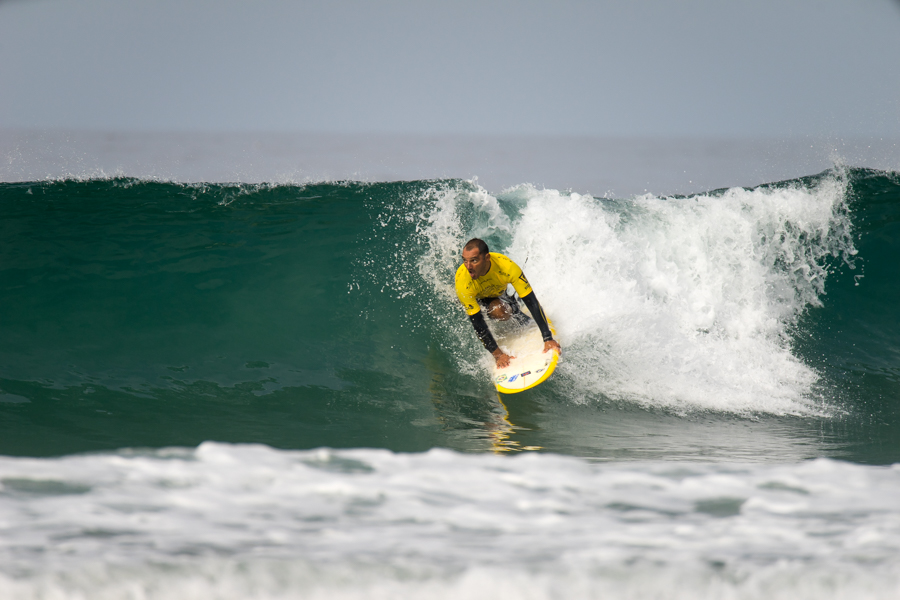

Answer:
[461,238,491,279]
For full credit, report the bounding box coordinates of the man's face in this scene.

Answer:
[462,247,491,279]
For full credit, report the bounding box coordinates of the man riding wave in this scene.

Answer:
[455,238,561,368]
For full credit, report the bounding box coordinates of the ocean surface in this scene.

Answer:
[1,133,900,598]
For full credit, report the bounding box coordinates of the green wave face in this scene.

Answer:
[1,171,899,462]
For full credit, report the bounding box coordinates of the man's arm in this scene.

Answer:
[468,311,498,353]
[468,312,512,367]
[520,292,552,341]
[520,292,561,354]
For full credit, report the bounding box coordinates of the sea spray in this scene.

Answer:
[414,172,857,415]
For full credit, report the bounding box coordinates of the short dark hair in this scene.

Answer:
[463,238,489,256]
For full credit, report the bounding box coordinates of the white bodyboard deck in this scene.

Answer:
[492,310,558,394]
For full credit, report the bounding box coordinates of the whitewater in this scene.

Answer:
[1,133,900,598]
[2,444,900,600]
[412,175,855,416]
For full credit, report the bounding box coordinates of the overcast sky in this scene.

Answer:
[1,0,899,137]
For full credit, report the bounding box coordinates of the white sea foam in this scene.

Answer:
[1,443,898,599]
[417,173,855,415]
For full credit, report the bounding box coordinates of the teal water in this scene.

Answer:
[1,169,898,462]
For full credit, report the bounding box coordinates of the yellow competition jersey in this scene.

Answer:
[455,252,533,316]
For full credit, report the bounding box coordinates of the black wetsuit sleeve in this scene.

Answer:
[468,311,499,354]
[521,292,554,342]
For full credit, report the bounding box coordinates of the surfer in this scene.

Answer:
[455,238,561,368]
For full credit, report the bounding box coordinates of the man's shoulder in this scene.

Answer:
[489,253,520,278]
[490,252,515,265]
[454,264,472,287]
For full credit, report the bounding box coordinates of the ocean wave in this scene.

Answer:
[0,171,898,459]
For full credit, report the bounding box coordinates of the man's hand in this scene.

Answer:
[492,348,513,368]
[544,340,561,355]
